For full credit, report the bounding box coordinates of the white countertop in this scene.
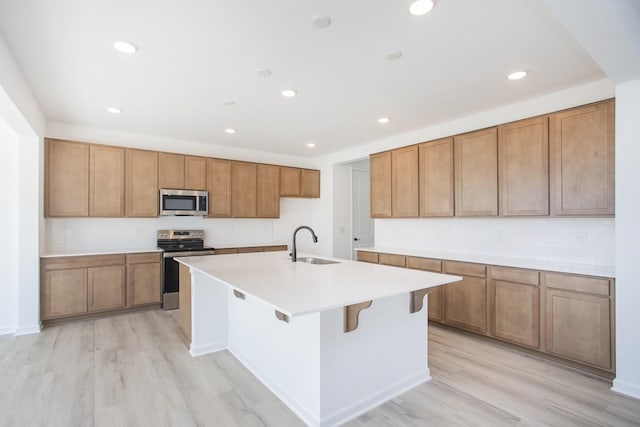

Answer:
[177,251,461,318]
[356,247,615,278]
[211,241,288,249]
[41,248,162,258]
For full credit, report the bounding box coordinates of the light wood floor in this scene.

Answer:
[1,310,638,426]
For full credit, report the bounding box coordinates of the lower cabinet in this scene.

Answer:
[41,252,160,322]
[407,256,444,321]
[443,261,487,334]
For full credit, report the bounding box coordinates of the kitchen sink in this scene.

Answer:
[295,257,340,265]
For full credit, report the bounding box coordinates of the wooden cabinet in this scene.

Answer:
[489,267,540,348]
[232,161,257,218]
[159,153,207,190]
[454,127,498,216]
[543,272,612,369]
[257,164,280,218]
[125,149,158,217]
[499,117,549,216]
[280,167,320,198]
[88,265,126,312]
[379,253,406,267]
[357,251,379,264]
[407,256,444,321]
[391,146,419,217]
[90,145,125,217]
[419,138,454,217]
[444,261,487,333]
[43,268,88,318]
[45,139,89,217]
[370,151,392,218]
[301,169,320,197]
[126,253,161,307]
[550,100,615,215]
[207,158,232,217]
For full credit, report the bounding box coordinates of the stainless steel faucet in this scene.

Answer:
[291,226,318,262]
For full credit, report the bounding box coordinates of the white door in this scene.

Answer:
[351,169,374,259]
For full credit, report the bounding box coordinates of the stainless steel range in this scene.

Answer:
[157,229,215,310]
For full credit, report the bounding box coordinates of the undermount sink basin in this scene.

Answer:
[295,257,340,265]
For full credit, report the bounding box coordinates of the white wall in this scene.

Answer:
[0,118,20,334]
[612,78,640,399]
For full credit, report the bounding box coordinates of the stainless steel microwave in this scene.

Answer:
[159,189,208,216]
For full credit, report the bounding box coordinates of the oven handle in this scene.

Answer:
[163,250,216,258]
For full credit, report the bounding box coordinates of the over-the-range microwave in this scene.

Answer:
[159,189,208,216]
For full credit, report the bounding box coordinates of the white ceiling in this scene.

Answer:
[0,0,605,157]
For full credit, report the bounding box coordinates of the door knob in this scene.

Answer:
[353,237,359,241]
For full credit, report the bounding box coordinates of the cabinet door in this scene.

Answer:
[125,149,158,217]
[419,138,454,217]
[207,158,232,217]
[185,156,207,190]
[127,262,161,306]
[391,146,419,217]
[232,161,257,218]
[90,145,125,217]
[257,164,280,218]
[158,152,185,189]
[280,167,301,196]
[301,169,320,198]
[88,265,126,312]
[370,151,392,218]
[550,100,615,215]
[454,128,498,216]
[43,268,88,319]
[45,139,89,217]
[499,116,549,216]
[545,289,611,369]
[490,280,539,348]
[428,287,444,322]
[444,276,487,333]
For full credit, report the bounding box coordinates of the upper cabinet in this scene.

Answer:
[550,100,615,216]
[370,151,392,218]
[232,161,258,218]
[125,149,158,217]
[280,167,320,198]
[207,158,232,218]
[454,127,498,216]
[45,139,89,217]
[90,144,125,217]
[391,145,419,217]
[257,164,280,218]
[159,153,207,190]
[419,137,454,217]
[499,116,549,216]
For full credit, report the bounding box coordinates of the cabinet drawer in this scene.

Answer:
[237,247,264,253]
[407,256,442,272]
[490,266,539,286]
[544,273,610,296]
[379,253,406,267]
[357,251,379,264]
[264,245,288,252]
[444,261,486,278]
[126,252,161,264]
[215,248,239,255]
[44,254,125,270]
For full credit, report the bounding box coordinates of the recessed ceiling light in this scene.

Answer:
[306,142,316,148]
[281,89,297,97]
[256,68,272,77]
[221,100,236,107]
[311,15,331,29]
[225,128,237,134]
[507,71,528,80]
[113,41,137,54]
[378,117,390,124]
[409,0,435,16]
[385,51,403,60]
[106,107,122,114]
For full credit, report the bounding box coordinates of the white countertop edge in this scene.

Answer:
[356,247,614,278]
[41,248,163,258]
[176,253,462,318]
[211,242,288,250]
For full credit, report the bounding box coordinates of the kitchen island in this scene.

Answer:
[176,251,461,427]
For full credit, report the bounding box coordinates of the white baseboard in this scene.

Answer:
[189,340,226,357]
[0,327,17,336]
[612,379,640,400]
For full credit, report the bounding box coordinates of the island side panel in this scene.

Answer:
[226,291,322,426]
[319,292,430,426]
[189,270,229,356]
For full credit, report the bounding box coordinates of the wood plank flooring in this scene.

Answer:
[0,309,638,426]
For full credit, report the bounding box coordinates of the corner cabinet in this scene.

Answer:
[370,151,392,218]
[280,167,320,198]
[550,100,615,215]
[125,149,158,217]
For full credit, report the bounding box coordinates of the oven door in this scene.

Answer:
[162,256,180,310]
